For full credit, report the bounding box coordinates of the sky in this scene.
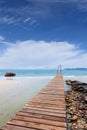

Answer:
[0,0,87,69]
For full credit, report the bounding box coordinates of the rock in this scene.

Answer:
[83,89,87,93]
[66,103,71,107]
[66,80,72,85]
[70,115,78,121]
[79,128,84,130]
[68,106,77,114]
[84,104,87,110]
[77,86,84,91]
[66,79,87,130]
[84,110,87,114]
[84,124,87,130]
[71,80,81,85]
[84,96,87,102]
[78,123,84,129]
[79,103,84,110]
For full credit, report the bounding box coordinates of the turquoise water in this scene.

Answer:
[0,69,87,77]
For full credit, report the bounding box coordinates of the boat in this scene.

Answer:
[5,72,16,77]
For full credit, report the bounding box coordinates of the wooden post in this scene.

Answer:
[59,64,62,73]
[57,64,62,74]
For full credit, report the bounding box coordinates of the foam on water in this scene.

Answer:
[64,75,87,83]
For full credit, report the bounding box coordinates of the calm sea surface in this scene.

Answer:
[0,69,87,77]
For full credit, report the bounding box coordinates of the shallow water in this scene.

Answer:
[0,77,52,128]
[64,75,87,92]
[64,75,87,83]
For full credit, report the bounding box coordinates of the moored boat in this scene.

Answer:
[5,72,16,77]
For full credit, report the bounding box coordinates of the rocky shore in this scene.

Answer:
[66,80,87,130]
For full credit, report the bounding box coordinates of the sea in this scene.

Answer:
[0,69,87,83]
[0,69,87,128]
[0,69,87,77]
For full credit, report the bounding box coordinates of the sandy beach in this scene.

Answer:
[0,76,52,128]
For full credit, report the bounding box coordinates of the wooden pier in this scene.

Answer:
[1,74,66,130]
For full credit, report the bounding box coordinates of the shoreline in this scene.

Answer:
[0,74,87,78]
[66,80,87,129]
[0,76,54,79]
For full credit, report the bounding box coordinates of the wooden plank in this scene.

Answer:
[41,88,64,91]
[36,94,65,98]
[33,97,65,102]
[35,94,65,98]
[39,92,65,96]
[29,102,66,109]
[25,104,66,111]
[27,103,66,111]
[0,125,38,130]
[17,111,66,122]
[23,106,66,114]
[29,98,65,103]
[41,91,65,94]
[33,98,65,102]
[13,115,66,127]
[20,108,66,117]
[40,89,64,91]
[30,100,65,104]
[7,120,66,130]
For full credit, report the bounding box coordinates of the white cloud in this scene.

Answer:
[24,17,37,25]
[0,0,87,27]
[24,18,31,23]
[0,41,15,46]
[1,0,86,29]
[25,0,86,3]
[0,13,37,27]
[0,35,5,41]
[77,1,87,11]
[0,40,87,69]
[26,0,87,12]
[0,16,18,25]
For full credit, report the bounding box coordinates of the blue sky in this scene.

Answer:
[0,0,87,69]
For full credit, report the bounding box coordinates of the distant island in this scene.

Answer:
[65,68,87,70]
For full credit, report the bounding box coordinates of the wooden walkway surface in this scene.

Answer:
[1,74,66,130]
